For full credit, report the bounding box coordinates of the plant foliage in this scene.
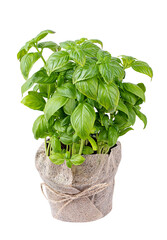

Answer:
[18,30,153,167]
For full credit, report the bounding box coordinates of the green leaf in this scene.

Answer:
[126,103,136,125]
[123,83,145,101]
[20,52,40,79]
[71,103,96,139]
[75,77,98,100]
[69,47,86,66]
[54,62,76,73]
[34,30,55,43]
[119,127,134,136]
[63,99,76,115]
[49,153,65,165]
[137,83,146,93]
[99,60,125,84]
[80,41,100,57]
[61,116,70,126]
[108,126,118,147]
[120,89,137,105]
[60,133,73,145]
[66,160,72,168]
[51,136,61,153]
[21,69,58,95]
[73,59,99,83]
[75,38,88,44]
[21,77,34,96]
[82,146,94,155]
[32,115,48,139]
[53,121,67,132]
[117,98,129,116]
[37,41,60,52]
[97,81,119,113]
[98,129,108,142]
[46,51,69,75]
[120,55,136,69]
[133,108,147,129]
[21,92,46,111]
[114,112,131,130]
[131,60,153,79]
[87,136,97,151]
[65,69,75,80]
[97,50,111,63]
[55,83,76,99]
[89,39,103,48]
[17,39,34,61]
[44,95,68,120]
[59,41,76,50]
[70,154,85,165]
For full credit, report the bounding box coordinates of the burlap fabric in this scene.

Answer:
[35,141,121,222]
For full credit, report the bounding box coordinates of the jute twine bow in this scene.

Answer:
[41,182,109,216]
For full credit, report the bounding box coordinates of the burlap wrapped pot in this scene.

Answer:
[35,141,121,222]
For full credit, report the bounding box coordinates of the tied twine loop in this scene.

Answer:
[41,182,109,216]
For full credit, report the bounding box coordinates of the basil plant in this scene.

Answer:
[18,30,153,168]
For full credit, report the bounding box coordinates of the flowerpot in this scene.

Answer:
[35,141,121,222]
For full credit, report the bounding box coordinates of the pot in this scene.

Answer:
[35,141,121,222]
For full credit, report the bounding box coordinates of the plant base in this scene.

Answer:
[35,142,121,222]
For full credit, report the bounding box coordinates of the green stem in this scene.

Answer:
[45,138,47,155]
[34,44,46,65]
[79,139,85,155]
[72,143,75,155]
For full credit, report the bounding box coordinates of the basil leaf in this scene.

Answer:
[117,98,129,116]
[51,136,61,153]
[37,41,60,52]
[119,127,134,136]
[87,136,97,151]
[34,30,55,43]
[60,133,73,145]
[75,38,88,44]
[132,60,153,79]
[69,47,86,66]
[49,153,65,165]
[55,83,76,99]
[99,60,125,84]
[120,55,136,69]
[73,59,99,83]
[63,99,77,115]
[126,103,136,125]
[137,83,146,93]
[20,52,40,79]
[108,126,118,147]
[21,92,46,111]
[75,77,98,100]
[71,103,96,139]
[80,41,100,57]
[98,128,108,142]
[44,95,68,120]
[70,154,85,165]
[46,51,69,75]
[89,39,103,48]
[17,39,34,61]
[59,41,76,50]
[53,121,67,132]
[120,89,137,105]
[97,50,111,63]
[32,115,48,139]
[123,82,145,101]
[134,108,147,129]
[54,62,76,73]
[97,81,119,113]
[82,146,94,155]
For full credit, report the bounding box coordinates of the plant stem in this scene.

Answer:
[72,143,75,155]
[45,138,47,155]
[34,44,46,65]
[48,85,51,98]
[79,139,85,155]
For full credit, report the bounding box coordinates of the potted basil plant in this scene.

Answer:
[18,30,153,222]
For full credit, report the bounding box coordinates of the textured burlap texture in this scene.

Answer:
[35,141,121,222]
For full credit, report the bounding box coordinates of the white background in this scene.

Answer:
[0,0,167,239]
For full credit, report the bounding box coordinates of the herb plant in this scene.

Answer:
[18,30,153,167]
